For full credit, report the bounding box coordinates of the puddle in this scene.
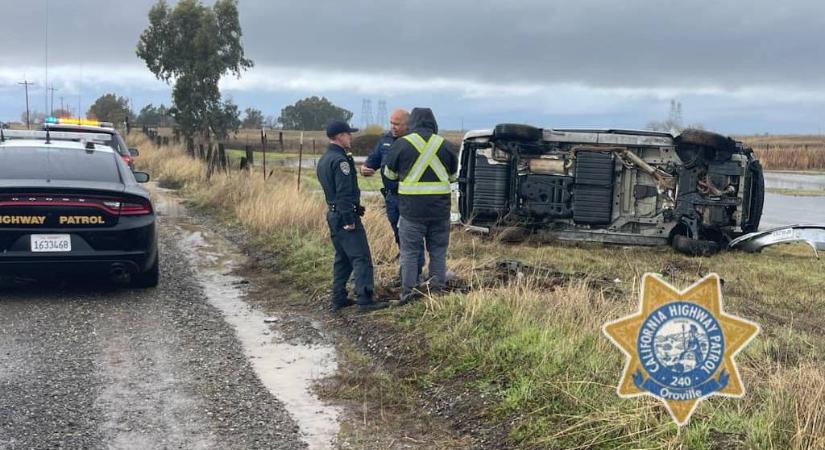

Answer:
[761,193,825,229]
[152,186,341,450]
[761,172,825,229]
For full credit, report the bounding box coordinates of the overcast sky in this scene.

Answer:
[1,0,824,133]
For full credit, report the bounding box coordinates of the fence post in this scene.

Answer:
[245,144,253,165]
[261,129,267,180]
[218,143,227,172]
[279,131,284,152]
[205,143,214,179]
[297,132,304,190]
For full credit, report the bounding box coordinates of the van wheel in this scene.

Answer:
[493,124,542,142]
[671,234,720,257]
[132,255,159,288]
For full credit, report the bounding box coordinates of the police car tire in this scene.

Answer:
[493,124,542,142]
[671,234,720,257]
[131,255,159,288]
[675,129,735,152]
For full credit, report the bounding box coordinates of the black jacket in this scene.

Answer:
[385,108,458,222]
[364,132,399,192]
[316,143,360,225]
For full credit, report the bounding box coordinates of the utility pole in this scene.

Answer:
[47,86,57,116]
[19,79,35,129]
[59,95,64,115]
[77,96,81,119]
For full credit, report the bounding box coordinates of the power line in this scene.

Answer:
[19,79,35,129]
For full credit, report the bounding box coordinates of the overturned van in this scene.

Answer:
[457,125,765,255]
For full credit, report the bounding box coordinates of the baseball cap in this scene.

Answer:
[326,120,359,138]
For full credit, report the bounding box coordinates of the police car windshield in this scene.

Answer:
[0,146,120,183]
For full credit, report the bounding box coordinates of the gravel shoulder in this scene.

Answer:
[0,211,307,449]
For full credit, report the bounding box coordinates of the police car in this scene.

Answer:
[43,117,137,169]
[0,129,158,286]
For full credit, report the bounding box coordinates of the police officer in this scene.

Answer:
[317,120,388,312]
[360,108,424,278]
[385,108,458,305]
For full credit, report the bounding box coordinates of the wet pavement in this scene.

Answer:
[762,172,825,229]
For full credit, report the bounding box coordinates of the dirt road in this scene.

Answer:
[0,187,340,449]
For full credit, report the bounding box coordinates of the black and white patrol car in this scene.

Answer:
[457,125,765,255]
[43,118,138,169]
[0,130,158,286]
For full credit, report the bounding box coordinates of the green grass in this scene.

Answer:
[135,135,825,449]
[192,195,825,448]
[225,149,303,162]
[292,168,383,192]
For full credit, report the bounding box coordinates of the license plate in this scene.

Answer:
[31,234,72,252]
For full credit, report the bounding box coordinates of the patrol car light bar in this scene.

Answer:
[1,129,112,143]
[45,116,114,128]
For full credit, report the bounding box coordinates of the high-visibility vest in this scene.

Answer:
[395,133,454,195]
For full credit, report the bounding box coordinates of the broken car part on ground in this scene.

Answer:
[729,224,825,257]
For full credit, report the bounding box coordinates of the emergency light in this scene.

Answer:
[45,116,114,128]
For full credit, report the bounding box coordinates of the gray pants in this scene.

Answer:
[398,216,450,302]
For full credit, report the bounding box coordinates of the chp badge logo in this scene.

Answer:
[339,161,351,176]
[602,273,759,426]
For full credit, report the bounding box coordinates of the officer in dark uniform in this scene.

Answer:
[317,120,388,312]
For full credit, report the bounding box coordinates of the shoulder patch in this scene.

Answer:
[339,161,351,175]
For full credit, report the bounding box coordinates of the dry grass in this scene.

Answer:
[130,132,398,271]
[132,132,825,449]
[740,135,825,171]
[130,134,203,189]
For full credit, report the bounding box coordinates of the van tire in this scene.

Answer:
[493,124,542,142]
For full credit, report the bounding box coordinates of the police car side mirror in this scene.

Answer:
[129,147,140,157]
[133,171,150,183]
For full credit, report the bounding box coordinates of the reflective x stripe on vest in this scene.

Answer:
[398,133,451,195]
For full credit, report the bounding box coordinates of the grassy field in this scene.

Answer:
[152,127,825,171]
[740,135,825,171]
[132,132,825,449]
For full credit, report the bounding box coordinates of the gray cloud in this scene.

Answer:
[239,0,825,89]
[1,0,824,91]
